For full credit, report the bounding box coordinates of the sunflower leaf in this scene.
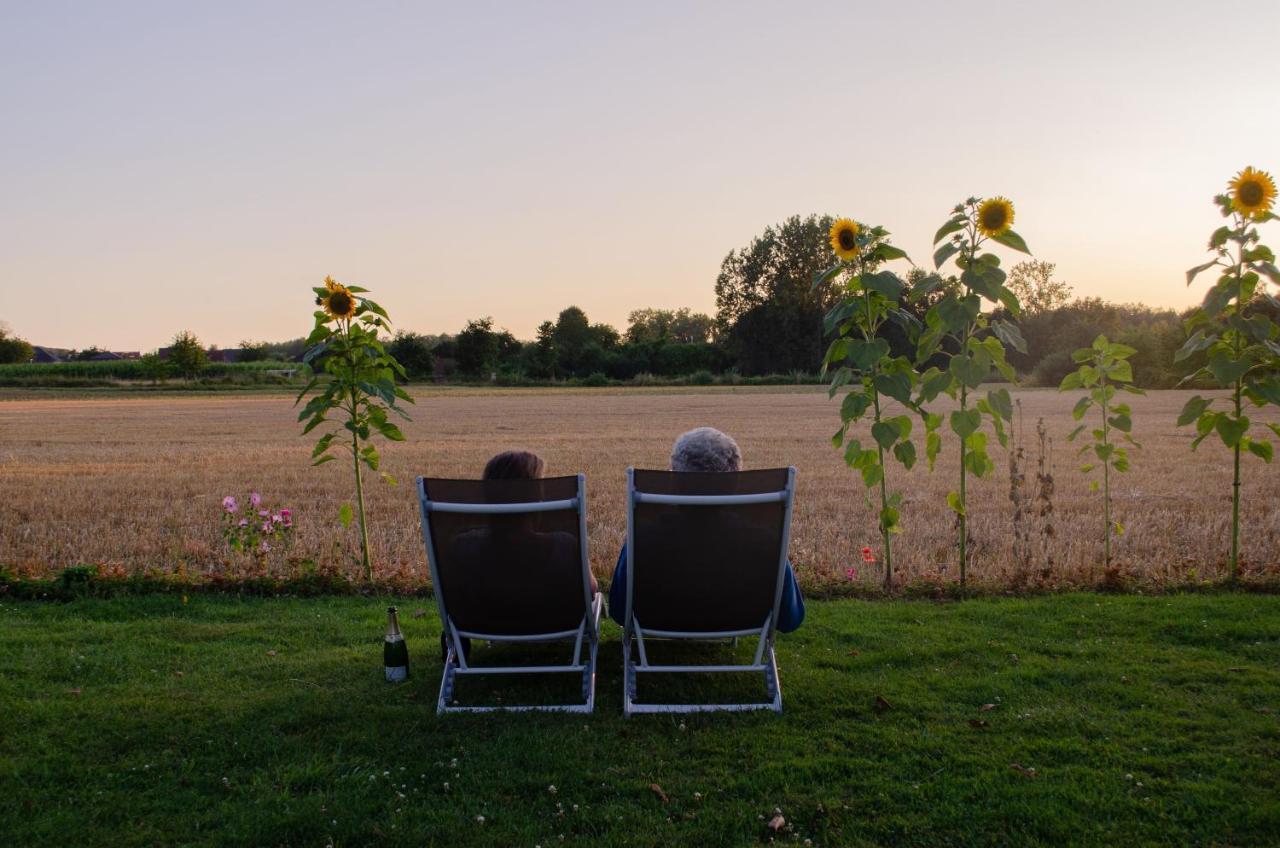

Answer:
[991,229,1031,254]
[933,242,960,270]
[934,217,965,245]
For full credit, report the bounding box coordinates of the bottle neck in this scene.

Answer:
[386,609,402,641]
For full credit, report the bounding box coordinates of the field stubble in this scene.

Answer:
[1,386,1277,589]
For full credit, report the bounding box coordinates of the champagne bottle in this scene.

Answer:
[384,606,409,682]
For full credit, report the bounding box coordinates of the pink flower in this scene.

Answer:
[861,546,876,564]
[270,513,282,524]
[262,521,274,534]
[280,509,291,518]
[845,567,858,581]
[238,518,248,527]
[222,496,238,513]
[260,541,271,553]
[250,492,262,508]
[259,509,270,518]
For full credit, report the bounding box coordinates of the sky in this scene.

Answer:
[3,0,1278,351]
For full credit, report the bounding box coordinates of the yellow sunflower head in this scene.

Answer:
[322,284,358,320]
[323,275,342,292]
[975,197,1015,238]
[1229,166,1277,219]
[829,218,861,261]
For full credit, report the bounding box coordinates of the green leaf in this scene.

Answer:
[338,503,353,529]
[926,431,943,471]
[946,491,965,516]
[1094,443,1114,461]
[991,229,1030,254]
[864,271,906,301]
[1177,395,1211,427]
[1215,414,1250,448]
[1174,330,1216,363]
[933,242,960,270]
[873,373,913,404]
[917,368,953,403]
[311,432,336,458]
[874,243,910,262]
[986,388,1014,422]
[1247,439,1274,463]
[860,462,884,487]
[949,354,988,389]
[933,216,965,245]
[1208,353,1252,387]
[1185,260,1219,286]
[1108,359,1133,383]
[312,454,337,466]
[1059,371,1084,391]
[990,320,1027,355]
[1108,413,1132,433]
[950,409,982,439]
[1071,396,1092,421]
[1067,424,1086,441]
[840,391,871,423]
[878,505,901,534]
[872,421,899,450]
[893,440,917,469]
[908,274,943,303]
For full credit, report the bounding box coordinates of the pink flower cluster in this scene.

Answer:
[220,492,294,558]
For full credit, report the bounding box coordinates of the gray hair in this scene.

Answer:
[670,427,742,473]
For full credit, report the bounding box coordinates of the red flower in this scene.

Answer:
[861,546,876,563]
[845,567,858,581]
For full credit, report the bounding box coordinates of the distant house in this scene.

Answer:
[207,348,242,363]
[88,350,123,361]
[32,347,69,363]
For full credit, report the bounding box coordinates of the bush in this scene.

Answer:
[1027,350,1075,387]
[581,372,609,387]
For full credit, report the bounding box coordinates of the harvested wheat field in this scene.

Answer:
[1,386,1277,589]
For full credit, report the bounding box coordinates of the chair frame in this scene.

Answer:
[417,473,602,714]
[621,466,797,716]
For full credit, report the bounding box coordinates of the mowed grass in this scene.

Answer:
[1,593,1277,847]
[3,386,1279,588]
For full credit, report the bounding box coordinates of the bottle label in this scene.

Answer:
[385,665,408,682]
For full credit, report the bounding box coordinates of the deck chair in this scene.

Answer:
[621,466,797,715]
[416,474,602,714]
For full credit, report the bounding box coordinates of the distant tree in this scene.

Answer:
[714,214,838,374]
[495,329,523,371]
[237,340,271,362]
[0,325,34,364]
[455,317,500,376]
[386,332,436,380]
[626,307,715,344]
[1007,260,1073,316]
[138,351,171,383]
[264,337,308,361]
[552,306,620,376]
[70,346,108,361]
[529,320,558,379]
[168,330,207,379]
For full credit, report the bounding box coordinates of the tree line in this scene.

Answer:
[6,213,1260,387]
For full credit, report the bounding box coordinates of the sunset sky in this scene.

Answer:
[4,1,1278,351]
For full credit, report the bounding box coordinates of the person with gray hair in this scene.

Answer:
[607,427,806,632]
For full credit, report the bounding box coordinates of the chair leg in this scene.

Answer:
[436,650,458,715]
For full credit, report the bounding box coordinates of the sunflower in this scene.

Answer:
[1229,166,1277,219]
[323,275,342,292]
[975,197,1014,238]
[322,284,358,320]
[829,218,861,261]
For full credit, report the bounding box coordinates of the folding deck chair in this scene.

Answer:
[417,474,603,714]
[621,466,797,715]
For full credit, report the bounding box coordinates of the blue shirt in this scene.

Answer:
[607,544,805,633]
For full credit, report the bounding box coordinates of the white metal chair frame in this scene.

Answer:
[417,474,602,714]
[622,466,797,716]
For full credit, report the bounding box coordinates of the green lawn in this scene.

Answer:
[1,594,1277,847]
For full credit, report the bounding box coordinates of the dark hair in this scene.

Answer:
[483,450,545,480]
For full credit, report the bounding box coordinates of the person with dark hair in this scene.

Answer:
[441,450,596,661]
[607,427,805,632]
[482,450,545,481]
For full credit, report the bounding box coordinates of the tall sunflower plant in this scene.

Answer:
[915,197,1030,586]
[297,276,414,582]
[815,219,920,588]
[1177,166,1280,581]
